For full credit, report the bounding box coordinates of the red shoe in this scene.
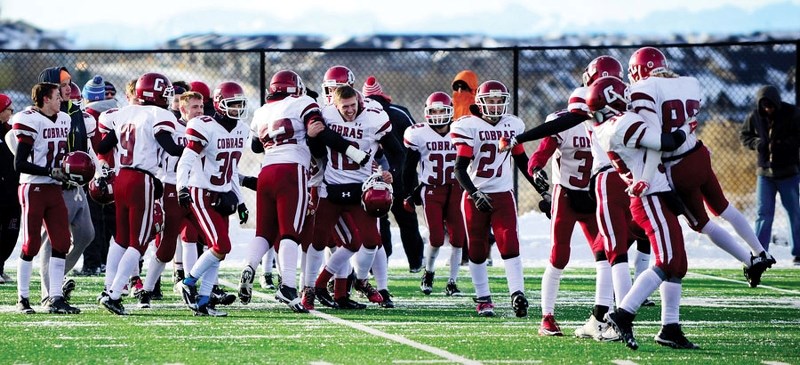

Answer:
[539,314,564,336]
[301,286,315,311]
[354,279,383,303]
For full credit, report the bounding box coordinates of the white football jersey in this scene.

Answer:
[630,76,702,160]
[404,123,457,186]
[567,86,611,174]
[593,112,670,194]
[320,103,392,186]
[551,119,593,191]
[450,114,525,193]
[11,109,71,185]
[183,115,248,193]
[97,107,122,171]
[82,111,97,138]
[250,95,319,169]
[158,118,188,185]
[98,105,177,175]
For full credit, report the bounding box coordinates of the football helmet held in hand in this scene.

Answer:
[88,171,115,205]
[62,151,96,186]
[362,172,393,217]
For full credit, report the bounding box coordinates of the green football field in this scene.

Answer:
[0,267,798,365]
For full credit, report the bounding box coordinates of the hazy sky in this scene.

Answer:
[2,0,799,47]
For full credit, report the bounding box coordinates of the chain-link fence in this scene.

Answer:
[1,42,797,239]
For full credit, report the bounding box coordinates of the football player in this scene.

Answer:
[627,46,775,287]
[450,80,537,318]
[176,81,250,317]
[96,72,183,315]
[12,83,80,314]
[590,76,698,351]
[403,92,465,297]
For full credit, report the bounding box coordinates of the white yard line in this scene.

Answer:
[685,272,800,295]
[218,279,483,365]
[610,361,639,365]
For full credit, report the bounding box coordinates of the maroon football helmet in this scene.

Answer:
[269,70,305,97]
[582,55,624,87]
[361,172,393,217]
[628,47,668,83]
[136,72,174,108]
[424,92,454,126]
[322,65,355,104]
[213,81,247,119]
[189,81,211,101]
[585,76,630,123]
[475,80,510,118]
[69,81,82,106]
[147,200,164,243]
[88,171,115,205]
[62,151,96,186]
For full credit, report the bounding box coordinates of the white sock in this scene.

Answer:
[660,281,682,325]
[504,256,525,295]
[278,239,299,289]
[143,257,167,291]
[191,250,219,279]
[719,205,765,255]
[424,245,440,272]
[449,247,462,282]
[595,260,613,307]
[701,220,751,265]
[174,238,183,269]
[335,261,352,279]
[469,260,490,298]
[372,246,389,290]
[634,251,650,281]
[17,259,33,299]
[104,242,126,291]
[110,248,142,300]
[49,257,66,298]
[198,258,220,297]
[326,247,354,276]
[299,250,306,288]
[354,246,377,280]
[181,241,198,273]
[305,247,325,287]
[541,263,562,315]
[611,262,633,309]
[620,268,663,314]
[263,247,275,275]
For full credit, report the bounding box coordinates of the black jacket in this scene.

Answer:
[0,123,20,206]
[39,67,89,153]
[740,85,800,178]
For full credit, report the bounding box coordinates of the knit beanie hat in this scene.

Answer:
[83,75,106,102]
[362,76,392,102]
[104,81,117,96]
[0,94,11,112]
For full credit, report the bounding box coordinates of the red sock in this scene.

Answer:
[315,267,333,289]
[334,278,348,300]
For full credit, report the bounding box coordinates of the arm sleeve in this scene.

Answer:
[379,133,405,179]
[639,148,661,184]
[176,140,202,189]
[515,112,588,144]
[512,151,537,189]
[311,126,354,153]
[155,131,183,157]
[402,148,421,195]
[14,141,51,176]
[97,131,118,155]
[529,136,558,170]
[454,155,477,195]
[739,112,760,150]
[250,136,264,153]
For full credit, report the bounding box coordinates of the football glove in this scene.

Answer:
[626,181,650,197]
[345,145,371,166]
[531,167,550,195]
[470,190,494,212]
[241,176,258,191]
[178,187,193,208]
[498,136,517,152]
[539,192,552,220]
[49,167,68,182]
[237,203,249,224]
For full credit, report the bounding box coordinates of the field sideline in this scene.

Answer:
[1,267,798,365]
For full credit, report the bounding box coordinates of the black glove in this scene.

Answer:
[237,203,249,224]
[531,167,550,195]
[49,167,68,182]
[470,190,493,212]
[410,184,424,205]
[539,192,552,220]
[242,176,258,191]
[178,187,193,208]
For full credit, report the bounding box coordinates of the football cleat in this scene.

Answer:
[276,285,309,313]
[211,285,236,306]
[378,289,395,308]
[238,265,255,305]
[17,297,35,314]
[597,325,622,342]
[335,296,367,310]
[301,286,316,311]
[315,287,339,308]
[641,298,656,307]
[444,280,462,296]
[744,251,774,288]
[474,296,495,317]
[121,283,130,296]
[420,270,434,295]
[138,290,152,309]
[47,296,80,314]
[152,277,163,300]
[96,290,109,303]
[511,291,529,318]
[130,276,144,297]
[354,279,383,303]
[179,281,198,308]
[260,273,276,290]
[173,268,185,293]
[195,303,228,317]
[654,323,699,349]
[100,296,127,315]
[605,310,638,350]
[574,314,607,339]
[538,314,563,336]
[61,278,76,303]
